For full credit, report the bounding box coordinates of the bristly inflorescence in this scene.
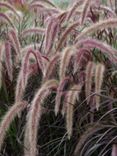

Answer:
[0,0,117,155]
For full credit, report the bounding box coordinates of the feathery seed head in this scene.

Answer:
[80,0,92,24]
[4,41,13,81]
[95,63,105,110]
[85,61,96,105]
[76,18,117,42]
[55,77,70,116]
[59,46,76,81]
[66,84,82,139]
[24,79,58,156]
[0,101,27,150]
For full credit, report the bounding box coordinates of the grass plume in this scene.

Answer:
[95,63,105,110]
[24,79,58,156]
[66,84,82,139]
[0,101,27,150]
[85,61,96,105]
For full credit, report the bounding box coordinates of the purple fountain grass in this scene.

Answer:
[108,0,114,10]
[15,49,45,103]
[66,84,83,139]
[8,29,21,63]
[5,10,22,23]
[20,49,45,90]
[66,0,83,21]
[85,61,96,105]
[95,63,105,110]
[80,0,92,24]
[8,0,27,6]
[0,101,27,151]
[91,0,101,7]
[24,79,58,156]
[28,54,49,76]
[21,44,41,56]
[99,5,116,17]
[30,0,57,8]
[57,21,80,51]
[61,93,67,117]
[76,38,117,63]
[4,41,13,81]
[55,77,71,116]
[0,12,15,28]
[29,2,45,12]
[33,50,45,75]
[112,144,117,156]
[15,69,24,102]
[30,1,59,15]
[59,46,75,81]
[0,0,117,155]
[44,16,60,54]
[28,63,39,76]
[73,48,92,74]
[74,123,104,156]
[75,18,117,42]
[0,43,5,89]
[0,2,20,20]
[44,53,60,81]
[20,27,45,38]
[57,11,68,24]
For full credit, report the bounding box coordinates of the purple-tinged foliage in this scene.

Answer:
[76,38,117,63]
[0,101,27,150]
[20,27,45,38]
[30,0,57,8]
[80,0,92,24]
[8,29,21,63]
[59,47,75,81]
[76,18,117,42]
[74,48,92,73]
[85,61,95,105]
[0,0,117,155]
[44,16,60,54]
[66,0,83,21]
[0,2,20,20]
[99,5,116,18]
[95,63,105,110]
[20,49,45,90]
[24,79,58,156]
[30,1,59,16]
[55,77,70,116]
[44,53,60,80]
[66,84,83,139]
[4,41,13,81]
[0,12,15,28]
[57,21,80,51]
[112,144,117,156]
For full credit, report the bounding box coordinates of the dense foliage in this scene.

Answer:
[0,0,117,156]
